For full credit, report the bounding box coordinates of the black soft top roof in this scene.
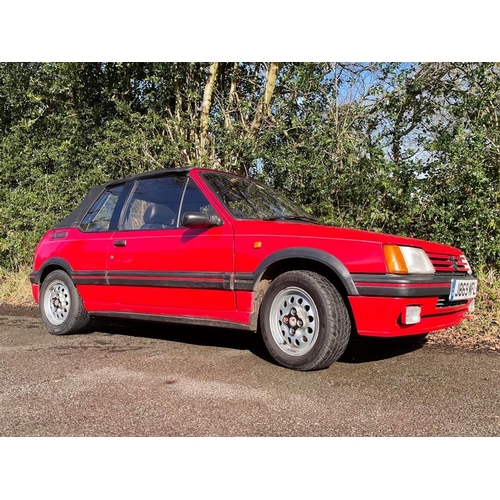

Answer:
[53,167,195,229]
[104,166,194,187]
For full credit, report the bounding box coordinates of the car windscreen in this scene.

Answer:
[202,172,317,222]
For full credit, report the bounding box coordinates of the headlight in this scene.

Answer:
[383,245,435,274]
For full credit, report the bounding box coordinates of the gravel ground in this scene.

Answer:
[3,303,498,351]
[1,305,499,437]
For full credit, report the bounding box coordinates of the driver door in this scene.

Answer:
[106,174,236,319]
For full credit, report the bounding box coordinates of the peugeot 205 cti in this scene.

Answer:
[30,168,478,371]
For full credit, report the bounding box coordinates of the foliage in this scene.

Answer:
[1,62,499,270]
[427,266,500,348]
[0,265,32,305]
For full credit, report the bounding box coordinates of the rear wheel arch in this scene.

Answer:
[36,259,74,285]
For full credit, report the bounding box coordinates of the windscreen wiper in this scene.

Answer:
[263,215,319,224]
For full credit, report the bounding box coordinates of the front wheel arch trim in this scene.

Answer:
[251,248,359,296]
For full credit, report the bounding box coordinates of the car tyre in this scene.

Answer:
[39,270,90,335]
[259,270,351,371]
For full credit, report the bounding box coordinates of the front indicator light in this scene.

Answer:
[468,300,475,313]
[403,306,421,325]
[384,245,408,274]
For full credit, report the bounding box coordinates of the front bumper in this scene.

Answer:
[349,274,476,337]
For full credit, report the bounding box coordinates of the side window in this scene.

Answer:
[121,175,186,230]
[80,185,123,232]
[180,179,217,225]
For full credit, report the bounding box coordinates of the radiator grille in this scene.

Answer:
[436,296,468,308]
[427,252,471,274]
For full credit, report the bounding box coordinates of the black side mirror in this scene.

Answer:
[182,212,222,228]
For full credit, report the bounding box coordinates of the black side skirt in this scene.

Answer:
[90,311,253,331]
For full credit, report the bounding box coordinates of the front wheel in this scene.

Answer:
[39,270,90,335]
[259,270,351,371]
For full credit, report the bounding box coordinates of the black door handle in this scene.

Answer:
[113,240,127,247]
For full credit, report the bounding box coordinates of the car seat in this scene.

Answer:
[141,204,176,229]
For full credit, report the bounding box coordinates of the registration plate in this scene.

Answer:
[449,279,478,301]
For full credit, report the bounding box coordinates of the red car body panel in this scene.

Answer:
[31,167,476,338]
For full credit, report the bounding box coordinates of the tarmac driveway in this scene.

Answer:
[0,312,499,436]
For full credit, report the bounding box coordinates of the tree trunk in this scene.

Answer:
[249,62,280,139]
[199,62,219,161]
[224,62,239,129]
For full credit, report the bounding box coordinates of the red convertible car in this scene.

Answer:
[30,167,477,370]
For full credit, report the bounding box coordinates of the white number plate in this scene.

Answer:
[449,279,478,301]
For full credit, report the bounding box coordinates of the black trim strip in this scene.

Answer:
[90,311,252,331]
[106,278,228,290]
[234,276,254,291]
[73,270,107,277]
[73,278,108,286]
[72,271,107,286]
[72,270,233,290]
[355,285,451,298]
[352,273,475,285]
[106,270,230,279]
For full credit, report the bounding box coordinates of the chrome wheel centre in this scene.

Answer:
[269,287,319,356]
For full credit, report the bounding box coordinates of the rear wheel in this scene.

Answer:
[259,270,351,371]
[40,270,90,335]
